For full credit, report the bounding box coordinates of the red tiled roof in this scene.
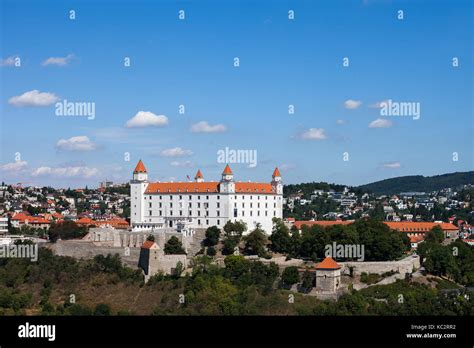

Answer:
[145,181,276,194]
[195,170,203,179]
[134,160,147,173]
[315,256,341,270]
[409,235,424,243]
[222,164,233,175]
[235,182,275,193]
[142,240,156,249]
[385,222,458,232]
[12,213,50,224]
[272,167,281,177]
[76,217,94,225]
[146,182,220,193]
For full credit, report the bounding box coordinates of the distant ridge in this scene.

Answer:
[357,171,474,195]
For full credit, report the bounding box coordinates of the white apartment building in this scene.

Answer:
[0,217,8,235]
[130,160,283,235]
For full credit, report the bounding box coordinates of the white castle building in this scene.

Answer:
[130,160,283,234]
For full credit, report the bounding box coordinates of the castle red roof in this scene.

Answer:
[144,181,275,194]
[134,160,147,173]
[315,256,341,270]
[222,164,233,175]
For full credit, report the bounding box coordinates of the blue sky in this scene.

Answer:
[1,0,472,188]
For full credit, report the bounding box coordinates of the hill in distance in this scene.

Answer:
[357,171,474,195]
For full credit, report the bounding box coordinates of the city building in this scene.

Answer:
[0,217,8,235]
[130,160,283,234]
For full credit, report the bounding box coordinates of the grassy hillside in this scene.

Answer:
[357,172,474,195]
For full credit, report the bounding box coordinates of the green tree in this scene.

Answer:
[425,226,444,244]
[164,236,186,255]
[244,226,268,257]
[301,269,314,291]
[423,243,460,280]
[48,221,87,242]
[206,246,216,256]
[269,218,292,253]
[222,220,246,255]
[204,226,221,246]
[281,266,300,287]
[94,303,111,316]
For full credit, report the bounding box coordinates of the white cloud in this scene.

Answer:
[336,119,346,125]
[56,136,97,151]
[344,99,362,109]
[41,54,74,66]
[170,160,193,167]
[0,161,28,172]
[125,111,169,128]
[160,147,193,157]
[369,100,390,109]
[299,128,327,140]
[369,118,392,128]
[1,56,18,66]
[32,166,99,178]
[8,90,60,107]
[190,121,227,133]
[382,162,401,169]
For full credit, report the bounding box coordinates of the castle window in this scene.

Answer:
[198,196,201,200]
[189,210,192,216]
[198,219,201,225]
[217,195,220,200]
[149,203,152,208]
[149,196,152,199]
[250,211,252,216]
[159,210,162,215]
[242,203,245,208]
[273,211,276,216]
[265,211,268,216]
[234,209,238,217]
[242,211,245,216]
[170,211,173,215]
[250,203,253,208]
[179,211,183,216]
[179,195,182,199]
[189,195,192,199]
[159,203,162,208]
[189,203,192,208]
[206,211,209,216]
[206,219,209,225]
[217,220,220,225]
[149,210,152,216]
[198,211,201,216]
[170,195,172,199]
[206,195,209,199]
[198,203,201,208]
[217,211,220,217]
[257,211,260,216]
[217,202,220,208]
[170,203,173,208]
[159,196,162,199]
